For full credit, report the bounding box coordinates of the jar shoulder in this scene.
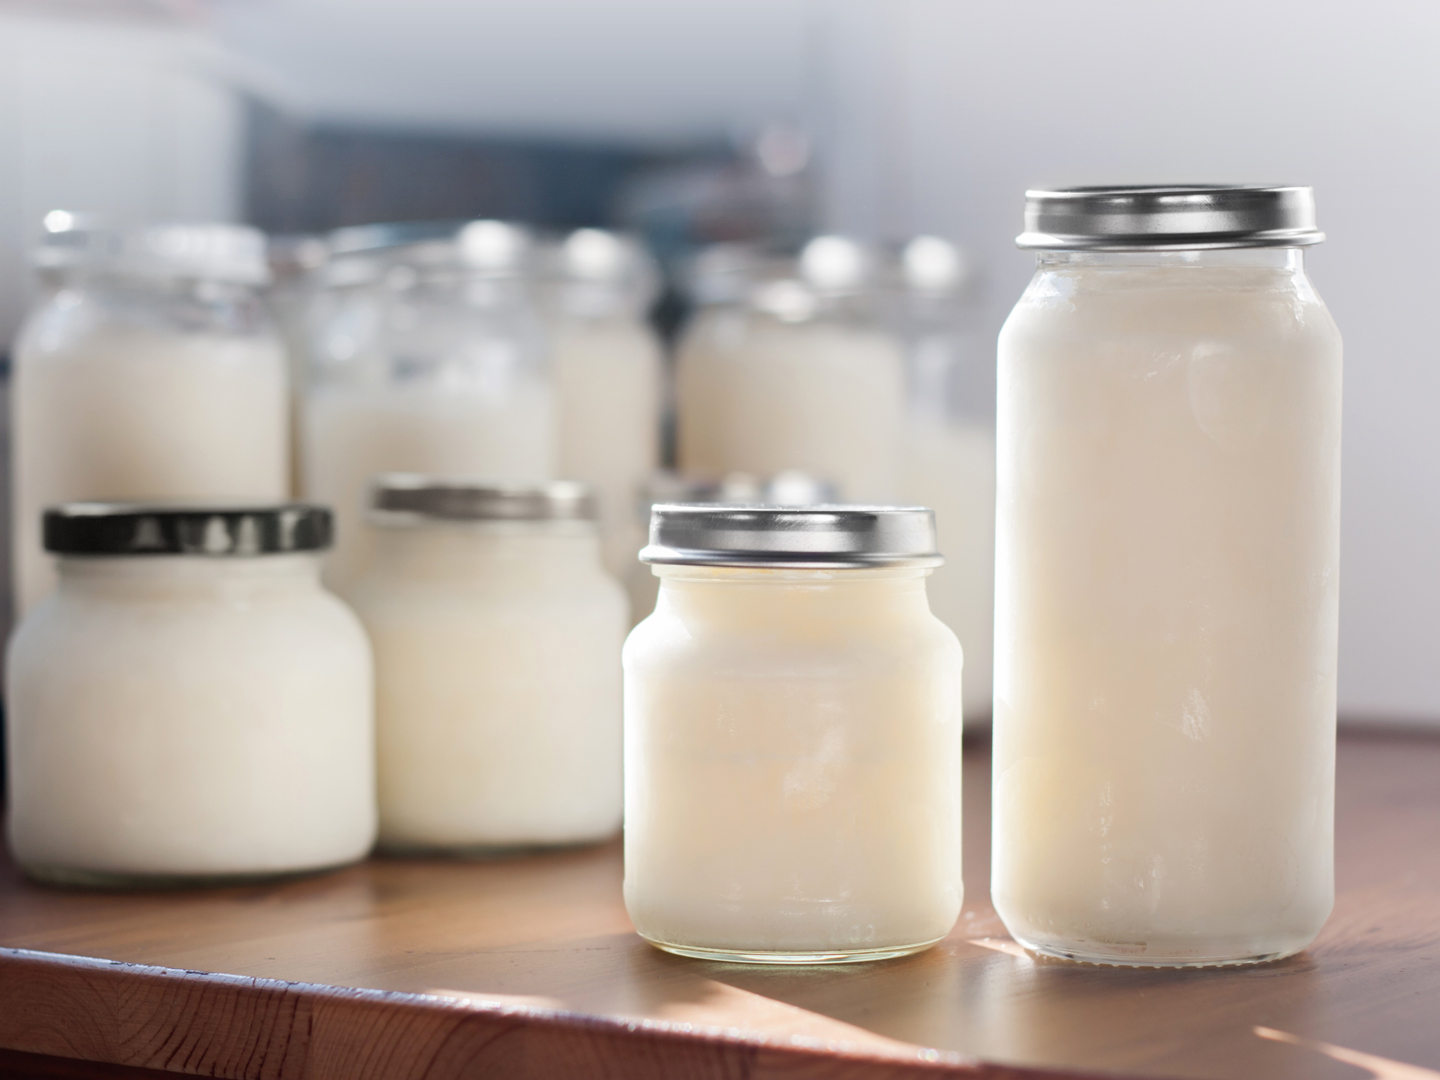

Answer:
[624,603,962,675]
[999,266,1342,357]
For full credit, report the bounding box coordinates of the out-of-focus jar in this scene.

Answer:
[994,185,1342,966]
[12,214,289,615]
[350,475,627,853]
[623,469,836,626]
[543,229,663,579]
[265,234,330,496]
[893,237,996,726]
[303,220,553,594]
[624,505,964,963]
[675,237,906,502]
[5,502,376,886]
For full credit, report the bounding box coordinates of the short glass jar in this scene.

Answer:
[5,503,376,886]
[303,220,554,594]
[675,237,907,502]
[349,475,627,853]
[542,229,663,581]
[993,185,1342,966]
[12,215,289,615]
[623,505,964,963]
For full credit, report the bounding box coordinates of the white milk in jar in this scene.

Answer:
[349,476,627,852]
[676,237,906,502]
[895,237,996,726]
[12,217,288,614]
[546,229,663,580]
[303,221,554,594]
[624,505,964,963]
[993,185,1342,965]
[5,503,375,885]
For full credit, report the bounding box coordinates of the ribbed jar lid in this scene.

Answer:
[641,505,942,569]
[370,474,597,524]
[44,503,332,556]
[1016,185,1324,251]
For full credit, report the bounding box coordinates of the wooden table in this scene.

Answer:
[2,731,1437,1080]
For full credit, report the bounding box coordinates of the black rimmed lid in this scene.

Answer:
[44,503,333,556]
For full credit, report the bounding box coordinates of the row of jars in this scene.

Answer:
[6,182,1343,970]
[10,214,995,722]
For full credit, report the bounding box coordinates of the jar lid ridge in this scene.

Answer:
[370,475,598,523]
[1017,185,1324,251]
[44,503,332,556]
[641,504,942,569]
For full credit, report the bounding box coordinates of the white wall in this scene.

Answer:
[818,0,1438,722]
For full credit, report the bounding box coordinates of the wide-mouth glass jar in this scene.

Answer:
[349,475,627,854]
[12,214,289,615]
[993,185,1342,966]
[623,504,964,964]
[5,502,376,887]
[302,220,553,595]
[540,229,663,582]
[675,236,907,502]
[892,236,996,727]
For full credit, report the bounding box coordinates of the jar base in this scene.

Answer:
[376,835,615,859]
[1016,937,1302,969]
[641,936,943,966]
[21,857,365,890]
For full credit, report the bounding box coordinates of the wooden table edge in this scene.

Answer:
[0,946,1141,1080]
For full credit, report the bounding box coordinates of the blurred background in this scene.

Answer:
[0,0,1435,724]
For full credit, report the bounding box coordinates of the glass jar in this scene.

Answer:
[675,237,906,502]
[623,505,964,963]
[12,215,289,615]
[543,229,663,580]
[993,186,1342,966]
[349,475,627,853]
[303,220,554,595]
[5,503,375,886]
[894,237,996,727]
[264,234,329,496]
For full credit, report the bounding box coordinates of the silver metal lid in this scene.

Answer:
[641,505,942,569]
[1016,185,1324,251]
[370,474,597,524]
[45,502,331,556]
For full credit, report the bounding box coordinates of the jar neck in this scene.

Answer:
[367,520,604,583]
[1036,247,1305,270]
[653,564,935,628]
[55,554,323,600]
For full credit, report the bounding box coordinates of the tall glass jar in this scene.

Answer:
[894,237,996,727]
[993,186,1342,966]
[675,237,906,502]
[6,503,375,886]
[302,220,553,594]
[624,505,964,963]
[543,229,663,581]
[12,215,288,615]
[349,475,626,853]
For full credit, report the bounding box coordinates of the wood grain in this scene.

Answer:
[1,732,1438,1080]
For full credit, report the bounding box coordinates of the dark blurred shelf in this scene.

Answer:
[2,732,1438,1080]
